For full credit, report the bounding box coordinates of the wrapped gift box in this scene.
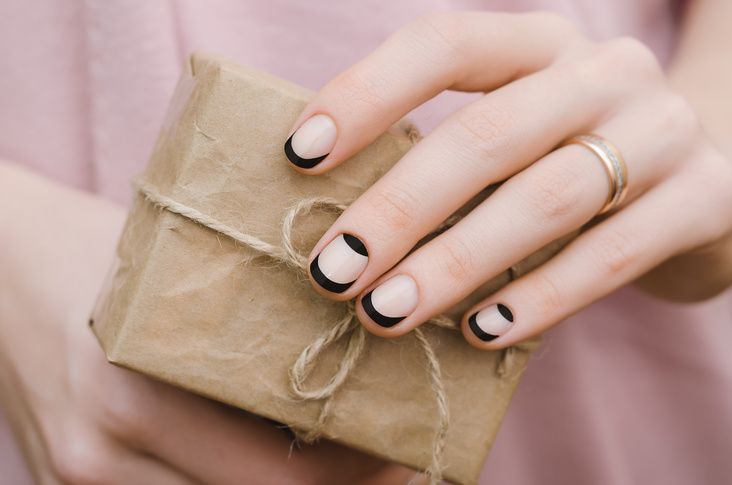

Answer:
[91,51,567,485]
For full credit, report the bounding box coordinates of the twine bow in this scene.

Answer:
[134,177,539,484]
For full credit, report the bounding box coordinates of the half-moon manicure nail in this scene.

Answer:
[284,114,337,169]
[310,234,368,293]
[362,275,419,328]
[468,304,514,341]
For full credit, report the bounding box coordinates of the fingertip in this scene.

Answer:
[461,303,516,350]
[284,113,338,171]
[308,233,369,300]
[308,274,357,301]
[355,274,421,338]
[354,293,411,338]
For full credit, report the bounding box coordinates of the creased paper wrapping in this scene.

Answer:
[91,52,569,485]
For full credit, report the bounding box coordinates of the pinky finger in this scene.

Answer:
[461,172,715,350]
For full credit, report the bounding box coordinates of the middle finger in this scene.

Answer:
[307,62,621,301]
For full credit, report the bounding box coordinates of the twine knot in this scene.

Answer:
[134,177,536,485]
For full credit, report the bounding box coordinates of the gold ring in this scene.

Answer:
[561,134,628,214]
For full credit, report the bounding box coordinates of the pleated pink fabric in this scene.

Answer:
[2,2,731,484]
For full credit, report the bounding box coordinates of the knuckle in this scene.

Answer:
[50,434,110,485]
[566,37,662,87]
[406,12,470,57]
[591,228,638,276]
[364,187,421,233]
[653,92,702,146]
[532,272,565,316]
[682,148,732,238]
[523,164,583,221]
[97,389,152,445]
[447,104,515,162]
[598,37,663,82]
[332,69,388,112]
[434,236,477,284]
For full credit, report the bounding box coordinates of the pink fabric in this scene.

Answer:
[2,1,731,484]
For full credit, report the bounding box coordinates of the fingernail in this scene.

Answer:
[361,275,419,328]
[468,304,514,342]
[284,114,337,169]
[310,234,368,293]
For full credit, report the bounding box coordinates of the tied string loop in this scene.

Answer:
[133,177,533,485]
[287,300,449,483]
[280,197,349,272]
[288,301,366,441]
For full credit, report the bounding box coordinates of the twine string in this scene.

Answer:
[288,301,362,401]
[412,327,449,480]
[280,197,349,272]
[134,177,535,485]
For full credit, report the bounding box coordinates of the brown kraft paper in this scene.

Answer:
[91,51,571,485]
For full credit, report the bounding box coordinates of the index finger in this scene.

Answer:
[283,11,581,173]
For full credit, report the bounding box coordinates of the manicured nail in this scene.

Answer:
[361,275,419,328]
[284,114,337,169]
[310,234,368,293]
[468,304,514,342]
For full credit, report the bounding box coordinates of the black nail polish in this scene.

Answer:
[310,234,368,293]
[284,135,329,169]
[362,291,405,328]
[468,304,514,342]
[283,114,337,169]
[360,275,419,328]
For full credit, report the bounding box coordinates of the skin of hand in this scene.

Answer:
[290,4,732,351]
[0,161,425,485]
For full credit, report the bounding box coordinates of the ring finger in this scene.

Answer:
[354,110,678,336]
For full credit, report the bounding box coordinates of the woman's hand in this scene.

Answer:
[285,11,732,350]
[0,162,423,485]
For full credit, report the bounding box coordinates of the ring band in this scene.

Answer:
[561,134,628,215]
